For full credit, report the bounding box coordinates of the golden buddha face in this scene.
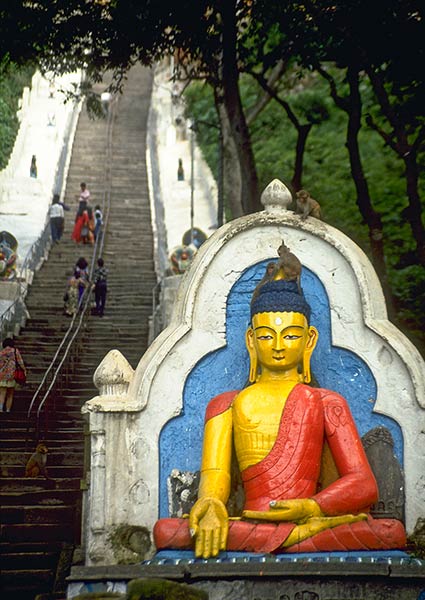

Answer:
[246,311,318,380]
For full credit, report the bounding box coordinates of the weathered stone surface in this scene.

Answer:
[194,578,425,600]
[73,593,124,600]
[128,578,208,599]
[67,559,425,600]
[363,426,405,522]
[108,525,152,563]
[261,179,293,213]
[167,470,200,518]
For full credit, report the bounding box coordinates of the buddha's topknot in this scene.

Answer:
[250,279,311,322]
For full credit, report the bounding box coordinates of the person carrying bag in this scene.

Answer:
[0,338,26,412]
[14,348,26,385]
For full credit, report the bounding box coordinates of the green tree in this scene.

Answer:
[0,63,34,168]
[0,1,262,216]
[245,0,425,310]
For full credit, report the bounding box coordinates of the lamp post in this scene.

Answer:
[188,120,195,245]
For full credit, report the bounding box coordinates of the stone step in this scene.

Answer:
[0,540,64,553]
[0,477,81,491]
[0,409,83,420]
[1,451,84,467]
[12,402,87,413]
[2,65,155,599]
[0,439,84,450]
[1,523,77,543]
[1,568,54,594]
[2,504,77,524]
[2,550,59,569]
[0,488,82,506]
[1,465,83,478]
[0,428,83,440]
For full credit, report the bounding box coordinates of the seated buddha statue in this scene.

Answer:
[154,252,406,558]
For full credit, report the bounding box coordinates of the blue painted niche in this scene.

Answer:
[159,260,403,518]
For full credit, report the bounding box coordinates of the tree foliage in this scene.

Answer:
[185,70,425,352]
[0,63,34,169]
[246,0,425,263]
[1,1,424,347]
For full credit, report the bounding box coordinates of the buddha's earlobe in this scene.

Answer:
[246,328,258,383]
[303,326,318,383]
[248,349,258,383]
[302,355,312,383]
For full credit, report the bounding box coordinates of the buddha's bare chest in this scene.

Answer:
[232,385,294,468]
[233,399,283,434]
[232,384,296,430]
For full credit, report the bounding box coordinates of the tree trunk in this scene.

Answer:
[249,69,312,195]
[344,67,394,313]
[214,88,243,219]
[367,69,425,265]
[219,0,261,214]
[246,60,287,127]
[291,124,312,192]
[403,152,425,264]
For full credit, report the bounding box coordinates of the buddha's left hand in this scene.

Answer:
[242,498,323,523]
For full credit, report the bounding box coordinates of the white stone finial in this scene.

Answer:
[93,349,134,397]
[261,179,293,213]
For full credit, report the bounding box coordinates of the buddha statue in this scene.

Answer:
[154,250,406,557]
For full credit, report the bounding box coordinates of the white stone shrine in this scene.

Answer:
[81,179,425,565]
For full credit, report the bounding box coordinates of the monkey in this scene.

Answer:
[251,261,277,305]
[25,443,49,479]
[295,189,322,220]
[251,240,303,306]
[275,240,302,291]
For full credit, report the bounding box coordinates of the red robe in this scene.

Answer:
[154,385,406,553]
[71,210,94,244]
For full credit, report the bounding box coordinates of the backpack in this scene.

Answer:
[95,267,108,285]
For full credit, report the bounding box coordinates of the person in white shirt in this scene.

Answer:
[77,182,90,205]
[49,195,65,243]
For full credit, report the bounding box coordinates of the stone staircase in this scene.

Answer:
[0,65,156,600]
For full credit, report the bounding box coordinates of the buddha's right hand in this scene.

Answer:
[189,497,229,558]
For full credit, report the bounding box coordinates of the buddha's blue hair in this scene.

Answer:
[250,279,311,322]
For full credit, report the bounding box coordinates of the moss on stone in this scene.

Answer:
[107,524,152,564]
[72,593,125,600]
[127,578,208,600]
[407,517,425,559]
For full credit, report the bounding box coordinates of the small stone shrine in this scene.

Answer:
[0,231,18,280]
[69,180,425,599]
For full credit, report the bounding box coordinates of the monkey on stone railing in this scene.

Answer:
[295,189,322,220]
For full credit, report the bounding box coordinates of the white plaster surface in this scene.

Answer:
[0,70,82,267]
[147,64,218,274]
